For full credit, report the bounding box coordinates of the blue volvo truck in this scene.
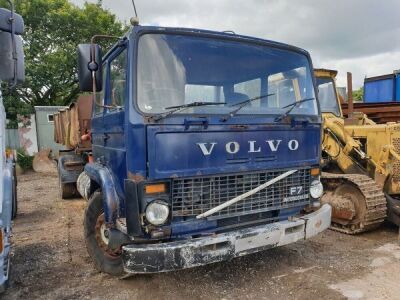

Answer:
[65,24,331,275]
[0,2,23,290]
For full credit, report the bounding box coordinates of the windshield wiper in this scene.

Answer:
[223,93,275,121]
[274,97,315,122]
[151,101,226,122]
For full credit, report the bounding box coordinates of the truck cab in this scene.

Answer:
[0,4,24,291]
[77,26,331,275]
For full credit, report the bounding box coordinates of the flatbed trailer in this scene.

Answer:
[341,101,400,123]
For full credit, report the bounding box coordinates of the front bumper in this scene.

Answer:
[122,204,331,273]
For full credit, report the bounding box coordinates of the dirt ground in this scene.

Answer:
[2,172,400,300]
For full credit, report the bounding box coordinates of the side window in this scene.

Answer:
[185,85,224,103]
[108,49,127,110]
[234,78,261,100]
[95,63,106,114]
[223,78,260,106]
[267,68,305,108]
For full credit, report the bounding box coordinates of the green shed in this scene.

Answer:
[34,106,67,153]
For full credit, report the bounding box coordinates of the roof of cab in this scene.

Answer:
[99,25,311,62]
[132,25,310,55]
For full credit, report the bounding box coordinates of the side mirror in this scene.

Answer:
[0,8,24,34]
[0,32,25,83]
[77,43,102,92]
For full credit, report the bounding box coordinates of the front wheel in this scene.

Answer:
[84,190,124,275]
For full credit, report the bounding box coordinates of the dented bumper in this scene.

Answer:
[122,204,331,274]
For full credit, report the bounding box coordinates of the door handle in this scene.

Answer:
[184,118,208,130]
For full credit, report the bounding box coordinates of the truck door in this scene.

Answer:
[91,62,106,156]
[101,47,128,199]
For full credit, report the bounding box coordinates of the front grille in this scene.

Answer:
[171,168,311,219]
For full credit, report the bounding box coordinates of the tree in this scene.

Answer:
[353,87,364,102]
[0,0,125,124]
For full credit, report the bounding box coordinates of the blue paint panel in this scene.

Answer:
[147,124,320,179]
[171,218,217,237]
[364,78,394,102]
[125,123,147,179]
[396,73,400,101]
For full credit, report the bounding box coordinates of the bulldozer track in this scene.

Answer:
[321,172,387,234]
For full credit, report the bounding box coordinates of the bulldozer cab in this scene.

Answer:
[314,69,342,117]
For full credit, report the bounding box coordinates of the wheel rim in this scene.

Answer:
[94,213,121,258]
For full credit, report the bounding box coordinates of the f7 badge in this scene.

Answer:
[284,185,308,203]
[289,186,303,195]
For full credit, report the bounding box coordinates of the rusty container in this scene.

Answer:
[59,108,72,149]
[76,95,93,150]
[53,95,93,150]
[68,102,80,148]
[53,112,61,143]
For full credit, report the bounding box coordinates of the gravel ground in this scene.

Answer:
[2,172,400,300]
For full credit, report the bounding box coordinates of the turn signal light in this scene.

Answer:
[311,168,320,176]
[145,183,166,194]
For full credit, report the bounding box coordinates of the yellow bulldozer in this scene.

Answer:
[315,69,400,234]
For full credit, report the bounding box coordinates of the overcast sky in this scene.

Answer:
[70,0,400,89]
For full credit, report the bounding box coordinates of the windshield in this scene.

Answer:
[316,77,341,116]
[137,33,317,117]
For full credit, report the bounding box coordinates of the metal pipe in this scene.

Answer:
[347,72,354,117]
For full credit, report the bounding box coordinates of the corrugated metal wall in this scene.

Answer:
[34,106,66,152]
[5,128,20,149]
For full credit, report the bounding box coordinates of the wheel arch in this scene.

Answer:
[84,163,119,225]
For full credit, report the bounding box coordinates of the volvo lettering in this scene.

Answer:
[197,139,300,156]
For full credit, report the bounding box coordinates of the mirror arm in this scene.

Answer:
[88,35,120,100]
[90,34,120,44]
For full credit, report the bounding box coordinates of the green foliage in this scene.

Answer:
[0,0,125,122]
[353,87,364,102]
[16,148,33,170]
[2,83,33,128]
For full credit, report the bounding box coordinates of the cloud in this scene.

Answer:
[70,0,400,88]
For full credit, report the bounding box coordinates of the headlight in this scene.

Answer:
[145,201,170,225]
[310,180,323,199]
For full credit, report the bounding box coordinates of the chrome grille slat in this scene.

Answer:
[171,168,311,219]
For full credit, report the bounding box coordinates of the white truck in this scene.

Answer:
[0,2,24,291]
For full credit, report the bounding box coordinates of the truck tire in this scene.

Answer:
[84,190,124,276]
